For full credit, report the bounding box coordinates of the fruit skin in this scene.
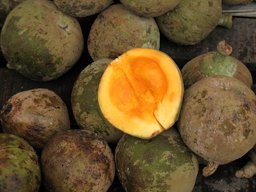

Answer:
[53,0,113,17]
[178,76,256,176]
[1,0,84,81]
[156,0,222,45]
[181,41,253,89]
[41,129,115,192]
[223,0,253,5]
[87,4,160,61]
[0,133,41,192]
[120,0,181,17]
[115,128,198,192]
[1,88,70,149]
[71,59,123,143]
[0,0,25,27]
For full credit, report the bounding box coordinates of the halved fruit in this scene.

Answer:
[98,48,183,139]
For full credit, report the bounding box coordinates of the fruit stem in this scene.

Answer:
[218,13,233,29]
[202,162,219,177]
[216,40,233,56]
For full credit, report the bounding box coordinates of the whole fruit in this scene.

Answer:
[120,0,181,17]
[1,88,70,149]
[71,59,123,143]
[41,129,115,192]
[156,0,222,45]
[53,0,113,17]
[115,128,198,192]
[0,133,41,192]
[178,76,256,176]
[88,4,160,61]
[1,0,84,81]
[182,41,253,88]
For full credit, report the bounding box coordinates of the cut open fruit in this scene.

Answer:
[98,48,183,139]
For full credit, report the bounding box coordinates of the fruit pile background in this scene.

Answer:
[0,0,256,191]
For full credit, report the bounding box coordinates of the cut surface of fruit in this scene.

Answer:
[98,48,183,138]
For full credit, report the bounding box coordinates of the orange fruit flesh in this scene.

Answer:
[98,48,183,139]
[109,56,167,124]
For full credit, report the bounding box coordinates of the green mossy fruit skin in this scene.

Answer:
[0,134,41,192]
[0,0,84,81]
[223,0,252,5]
[71,59,123,143]
[178,76,256,165]
[53,0,113,17]
[41,129,115,192]
[156,0,222,45]
[120,0,181,17]
[182,52,253,89]
[1,88,70,149]
[115,129,198,192]
[87,4,160,61]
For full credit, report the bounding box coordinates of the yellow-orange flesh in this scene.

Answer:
[98,48,183,139]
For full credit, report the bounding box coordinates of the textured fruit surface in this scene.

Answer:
[98,48,183,139]
[182,52,253,89]
[1,88,70,149]
[53,0,113,17]
[156,0,222,45]
[0,134,41,192]
[88,4,160,61]
[120,0,181,17]
[178,76,256,167]
[41,130,115,192]
[71,59,123,143]
[1,0,83,81]
[115,128,198,192]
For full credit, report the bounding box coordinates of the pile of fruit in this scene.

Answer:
[0,0,256,191]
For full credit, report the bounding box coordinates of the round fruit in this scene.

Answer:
[98,48,183,139]
[120,0,181,17]
[182,41,253,88]
[88,4,160,61]
[0,133,41,192]
[1,0,84,81]
[53,0,113,17]
[71,59,123,143]
[156,0,222,45]
[41,129,115,192]
[178,75,256,176]
[115,128,199,192]
[1,88,70,149]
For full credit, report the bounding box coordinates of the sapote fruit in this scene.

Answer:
[0,133,41,192]
[223,0,253,5]
[182,41,253,89]
[115,128,199,192]
[0,88,70,149]
[120,0,181,17]
[1,0,84,81]
[41,129,115,192]
[98,48,183,139]
[71,59,123,143]
[156,0,222,45]
[87,4,160,61]
[53,0,113,17]
[178,75,256,177]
